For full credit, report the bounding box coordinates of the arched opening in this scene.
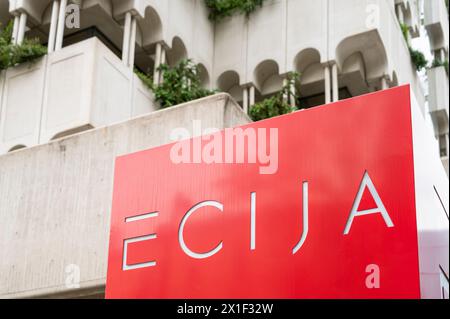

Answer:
[8,145,27,152]
[167,36,188,67]
[294,48,321,74]
[197,63,210,88]
[134,5,164,73]
[253,60,282,102]
[293,48,326,109]
[340,52,368,97]
[336,30,388,97]
[51,124,94,141]
[217,70,242,105]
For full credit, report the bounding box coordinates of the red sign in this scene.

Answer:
[106,85,420,299]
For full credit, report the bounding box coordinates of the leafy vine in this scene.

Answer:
[249,72,299,121]
[136,59,216,108]
[0,21,47,70]
[205,0,267,21]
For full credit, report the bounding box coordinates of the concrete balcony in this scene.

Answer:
[427,65,449,174]
[0,37,156,154]
[330,0,425,104]
[395,0,421,37]
[424,0,450,52]
[427,66,449,132]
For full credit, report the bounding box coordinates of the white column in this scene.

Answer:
[160,47,166,64]
[243,87,249,114]
[55,0,67,51]
[439,48,446,62]
[159,48,166,83]
[396,5,404,24]
[153,42,162,86]
[282,79,288,103]
[122,12,132,65]
[188,66,194,88]
[289,83,296,108]
[324,65,331,104]
[381,77,388,90]
[128,16,137,68]
[11,15,20,44]
[332,63,339,102]
[16,12,28,45]
[249,85,255,106]
[48,0,60,53]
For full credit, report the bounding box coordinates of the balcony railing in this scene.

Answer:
[0,37,156,154]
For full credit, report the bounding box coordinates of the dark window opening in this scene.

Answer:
[298,87,352,110]
[62,26,122,60]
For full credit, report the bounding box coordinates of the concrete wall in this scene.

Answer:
[0,93,250,299]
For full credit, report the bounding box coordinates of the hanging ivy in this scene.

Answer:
[0,21,47,70]
[249,72,299,121]
[205,0,267,21]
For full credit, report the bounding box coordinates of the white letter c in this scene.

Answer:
[179,201,223,259]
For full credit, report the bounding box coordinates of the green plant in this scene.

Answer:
[249,72,299,121]
[135,69,154,90]
[0,21,47,71]
[152,59,216,108]
[400,22,409,42]
[205,0,267,21]
[409,47,428,71]
[399,22,428,72]
[10,39,47,65]
[0,20,13,45]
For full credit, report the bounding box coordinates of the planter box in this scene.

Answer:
[0,56,47,153]
[40,38,134,142]
[0,37,156,154]
[427,66,449,135]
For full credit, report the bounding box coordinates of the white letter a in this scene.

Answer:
[344,171,394,235]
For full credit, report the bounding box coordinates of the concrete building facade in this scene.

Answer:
[0,0,448,172]
[0,0,448,298]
